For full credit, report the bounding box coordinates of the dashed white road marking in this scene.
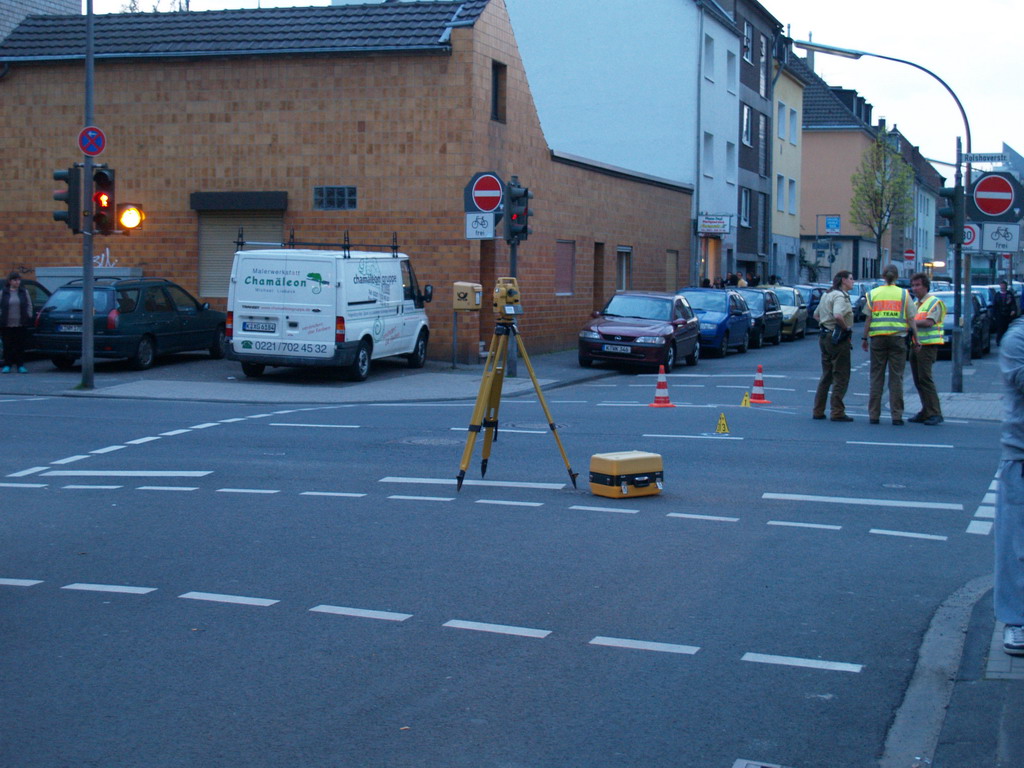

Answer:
[310,605,412,622]
[51,455,90,465]
[219,418,247,423]
[138,486,198,492]
[62,484,123,490]
[847,440,953,449]
[0,482,46,489]
[300,491,367,498]
[767,521,842,531]
[443,619,551,639]
[870,529,948,542]
[742,652,862,673]
[179,591,279,607]
[589,636,700,655]
[62,583,156,595]
[763,492,962,511]
[668,512,740,522]
[7,467,47,477]
[475,499,544,507]
[570,504,639,515]
[0,578,43,587]
[967,521,994,535]
[216,488,279,494]
[90,446,125,455]
[381,476,565,490]
[42,470,213,477]
[449,426,547,434]
[160,429,192,436]
[975,506,995,519]
[270,423,360,429]
[125,436,161,445]
[645,433,744,441]
[388,495,454,502]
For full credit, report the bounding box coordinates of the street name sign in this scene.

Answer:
[963,153,1009,164]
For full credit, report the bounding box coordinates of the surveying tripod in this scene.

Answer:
[456,281,578,491]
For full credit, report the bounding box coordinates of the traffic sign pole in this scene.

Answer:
[81,0,96,389]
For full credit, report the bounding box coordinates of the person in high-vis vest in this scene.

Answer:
[860,264,918,425]
[908,272,946,426]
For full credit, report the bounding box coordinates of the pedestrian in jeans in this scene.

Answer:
[996,316,1024,655]
[908,272,945,426]
[812,271,854,422]
[1,271,32,374]
[861,264,917,425]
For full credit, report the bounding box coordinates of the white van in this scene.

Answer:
[226,248,433,380]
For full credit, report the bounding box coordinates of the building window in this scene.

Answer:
[776,174,785,211]
[703,132,714,177]
[616,248,632,291]
[491,61,507,122]
[740,189,751,227]
[789,108,798,144]
[777,102,786,139]
[703,34,715,81]
[727,50,738,93]
[726,142,737,184]
[759,34,769,97]
[313,186,358,211]
[742,105,752,147]
[742,21,753,63]
[758,193,769,254]
[788,179,797,214]
[555,240,575,295]
[759,113,768,176]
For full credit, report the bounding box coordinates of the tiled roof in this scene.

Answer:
[787,54,875,133]
[0,0,490,62]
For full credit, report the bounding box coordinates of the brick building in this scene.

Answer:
[0,0,693,361]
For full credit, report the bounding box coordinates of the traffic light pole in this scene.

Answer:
[951,138,964,393]
[80,0,96,389]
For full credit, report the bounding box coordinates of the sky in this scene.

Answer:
[83,0,1022,177]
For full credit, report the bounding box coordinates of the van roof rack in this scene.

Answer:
[235,228,400,258]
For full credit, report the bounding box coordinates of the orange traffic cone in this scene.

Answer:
[750,364,771,404]
[648,365,676,408]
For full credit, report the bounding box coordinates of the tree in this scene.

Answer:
[849,132,915,263]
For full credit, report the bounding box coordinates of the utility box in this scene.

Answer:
[589,451,664,498]
[453,281,483,312]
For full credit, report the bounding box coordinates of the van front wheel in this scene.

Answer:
[407,330,428,368]
[348,340,372,381]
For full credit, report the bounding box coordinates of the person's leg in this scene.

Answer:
[917,345,941,420]
[888,336,906,422]
[996,460,1024,654]
[812,334,833,418]
[830,341,851,418]
[9,327,27,368]
[868,337,885,421]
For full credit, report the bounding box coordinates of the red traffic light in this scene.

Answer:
[92,168,116,235]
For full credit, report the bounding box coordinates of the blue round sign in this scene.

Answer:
[78,126,106,157]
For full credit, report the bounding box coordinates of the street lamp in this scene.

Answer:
[793,39,973,392]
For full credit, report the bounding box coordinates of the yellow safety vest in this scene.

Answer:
[867,284,910,336]
[915,295,946,345]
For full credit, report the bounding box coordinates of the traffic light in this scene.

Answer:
[92,167,116,235]
[116,203,145,231]
[504,176,532,244]
[937,184,965,245]
[53,166,82,233]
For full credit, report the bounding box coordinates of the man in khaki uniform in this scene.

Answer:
[908,272,946,425]
[861,264,918,425]
[813,271,855,421]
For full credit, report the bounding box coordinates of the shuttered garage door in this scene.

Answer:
[198,212,283,297]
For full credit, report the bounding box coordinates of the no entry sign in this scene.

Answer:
[968,172,1024,223]
[464,171,504,214]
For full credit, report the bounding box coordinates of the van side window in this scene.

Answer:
[401,261,422,307]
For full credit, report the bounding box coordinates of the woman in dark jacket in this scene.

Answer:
[1,271,33,373]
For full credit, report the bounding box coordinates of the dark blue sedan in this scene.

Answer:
[677,288,752,357]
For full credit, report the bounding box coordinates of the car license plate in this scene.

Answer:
[602,343,631,354]
[57,324,82,333]
[242,321,277,333]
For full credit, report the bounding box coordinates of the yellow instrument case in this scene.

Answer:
[589,451,663,498]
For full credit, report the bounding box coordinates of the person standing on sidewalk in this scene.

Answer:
[993,280,1019,345]
[996,316,1024,655]
[861,264,917,425]
[0,271,33,374]
[812,271,855,422]
[908,272,945,426]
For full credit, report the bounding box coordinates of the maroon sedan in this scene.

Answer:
[578,291,700,372]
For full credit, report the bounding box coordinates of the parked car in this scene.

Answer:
[851,280,882,322]
[578,291,700,372]
[770,285,808,340]
[933,290,991,359]
[0,278,51,359]
[795,284,827,330]
[677,287,752,357]
[737,287,783,348]
[34,277,227,370]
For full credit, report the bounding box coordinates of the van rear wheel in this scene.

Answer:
[407,330,428,368]
[348,339,371,381]
[241,362,265,378]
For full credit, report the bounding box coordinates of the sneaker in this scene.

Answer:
[812,414,826,420]
[1004,625,1024,656]
[17,366,27,374]
[830,415,854,422]
[908,413,927,423]
[922,415,943,426]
